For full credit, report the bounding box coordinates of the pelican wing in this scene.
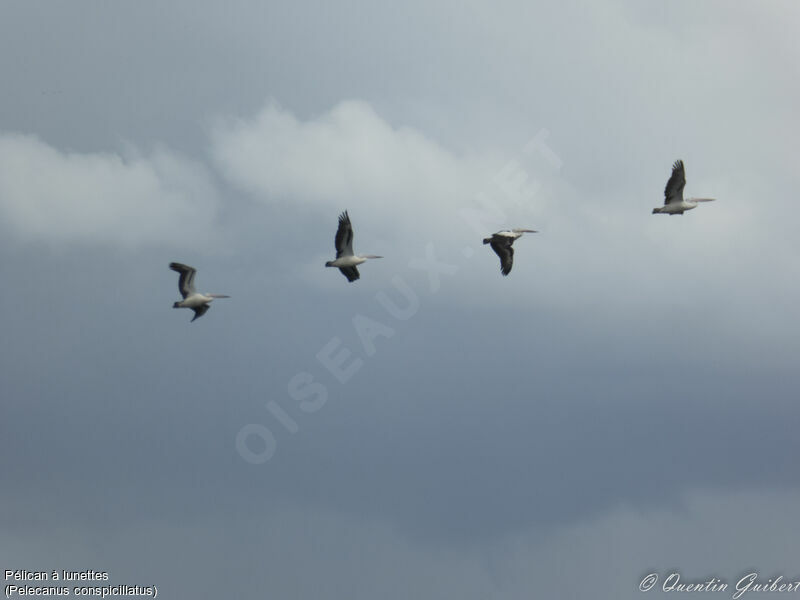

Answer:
[169,262,197,298]
[190,304,210,322]
[339,266,360,282]
[664,160,686,205]
[334,211,355,258]
[490,237,515,276]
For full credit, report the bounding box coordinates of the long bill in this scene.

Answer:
[208,294,231,298]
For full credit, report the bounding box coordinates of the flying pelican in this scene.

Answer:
[652,160,716,215]
[325,211,382,282]
[169,262,230,322]
[483,229,538,276]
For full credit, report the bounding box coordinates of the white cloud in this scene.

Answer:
[212,100,480,205]
[0,133,219,247]
[210,100,518,245]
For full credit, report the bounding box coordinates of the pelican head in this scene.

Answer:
[325,260,335,267]
[172,301,181,309]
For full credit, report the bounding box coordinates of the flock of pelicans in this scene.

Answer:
[171,159,715,321]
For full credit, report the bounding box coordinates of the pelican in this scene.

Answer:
[483,229,537,276]
[325,211,382,282]
[653,160,715,215]
[169,262,230,322]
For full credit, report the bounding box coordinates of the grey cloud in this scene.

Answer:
[0,134,220,247]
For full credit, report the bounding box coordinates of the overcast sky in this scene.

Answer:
[2,1,800,598]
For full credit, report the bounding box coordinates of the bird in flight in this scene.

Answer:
[325,211,383,282]
[652,160,716,215]
[483,229,538,276]
[169,262,230,321]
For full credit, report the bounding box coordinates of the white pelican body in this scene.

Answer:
[170,262,230,322]
[325,211,382,282]
[483,228,537,276]
[327,255,369,268]
[653,160,716,215]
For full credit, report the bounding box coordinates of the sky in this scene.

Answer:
[2,1,800,598]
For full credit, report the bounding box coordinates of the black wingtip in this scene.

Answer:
[337,266,360,282]
[170,261,194,273]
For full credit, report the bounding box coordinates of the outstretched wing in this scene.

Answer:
[170,262,197,298]
[490,237,515,276]
[190,304,210,322]
[334,211,355,258]
[339,266,360,282]
[664,160,686,205]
